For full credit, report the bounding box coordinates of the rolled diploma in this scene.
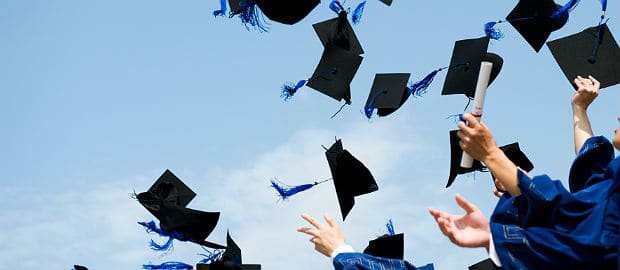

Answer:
[461,61,494,168]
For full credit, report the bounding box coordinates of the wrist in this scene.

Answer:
[330,244,354,259]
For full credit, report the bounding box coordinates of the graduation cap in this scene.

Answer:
[446,130,486,188]
[270,138,378,221]
[137,170,224,250]
[379,0,393,6]
[441,37,503,99]
[313,6,365,55]
[326,138,379,220]
[364,233,404,259]
[363,220,404,259]
[364,73,411,119]
[547,23,620,89]
[196,232,261,270]
[489,142,534,192]
[254,0,320,25]
[484,0,578,52]
[499,142,534,173]
[281,45,363,115]
[73,265,88,270]
[137,170,196,214]
[219,0,320,31]
[468,258,502,270]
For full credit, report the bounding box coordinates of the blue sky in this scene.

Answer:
[0,0,618,269]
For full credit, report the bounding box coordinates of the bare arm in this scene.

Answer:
[571,76,600,154]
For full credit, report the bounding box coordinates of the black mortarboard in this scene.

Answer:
[137,170,224,249]
[254,0,320,25]
[313,11,364,55]
[137,170,196,221]
[73,265,88,270]
[196,232,261,270]
[506,0,566,52]
[305,45,363,104]
[442,37,503,98]
[379,0,393,6]
[363,233,404,260]
[468,259,502,270]
[499,142,534,173]
[547,23,620,89]
[325,139,378,221]
[446,130,486,188]
[364,73,411,118]
[227,0,246,15]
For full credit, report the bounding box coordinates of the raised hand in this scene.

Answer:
[428,194,491,249]
[297,213,345,257]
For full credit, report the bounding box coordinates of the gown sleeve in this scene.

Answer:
[569,136,614,192]
[332,253,434,270]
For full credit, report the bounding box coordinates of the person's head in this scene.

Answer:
[614,116,620,151]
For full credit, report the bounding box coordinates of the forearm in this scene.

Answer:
[572,104,594,154]
[483,148,522,196]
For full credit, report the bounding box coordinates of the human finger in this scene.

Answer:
[589,75,600,88]
[301,213,325,230]
[323,213,338,229]
[428,208,449,220]
[297,227,319,237]
[455,193,478,214]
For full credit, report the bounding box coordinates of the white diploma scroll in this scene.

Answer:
[461,61,494,168]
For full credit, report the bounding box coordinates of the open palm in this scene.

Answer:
[429,194,490,249]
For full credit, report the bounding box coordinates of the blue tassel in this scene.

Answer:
[149,236,174,252]
[484,21,504,40]
[364,90,387,119]
[213,0,227,17]
[281,79,307,101]
[363,103,375,119]
[270,178,330,200]
[142,262,193,270]
[237,0,269,32]
[352,1,366,25]
[198,250,224,264]
[408,68,444,97]
[329,0,343,15]
[386,219,395,236]
[598,0,607,22]
[550,0,580,28]
[138,221,193,252]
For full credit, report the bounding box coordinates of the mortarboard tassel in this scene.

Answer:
[213,0,227,17]
[408,68,443,96]
[138,221,193,252]
[149,236,174,252]
[363,90,387,119]
[386,219,395,236]
[484,21,505,40]
[329,0,345,15]
[281,79,307,101]
[352,1,367,25]
[589,0,608,63]
[236,0,269,32]
[550,0,580,27]
[198,250,224,264]
[142,262,193,270]
[270,178,330,200]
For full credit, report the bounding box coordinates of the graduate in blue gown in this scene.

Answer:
[296,213,434,270]
[429,76,620,269]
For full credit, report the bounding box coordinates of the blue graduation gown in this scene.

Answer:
[490,136,619,270]
[333,253,434,270]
